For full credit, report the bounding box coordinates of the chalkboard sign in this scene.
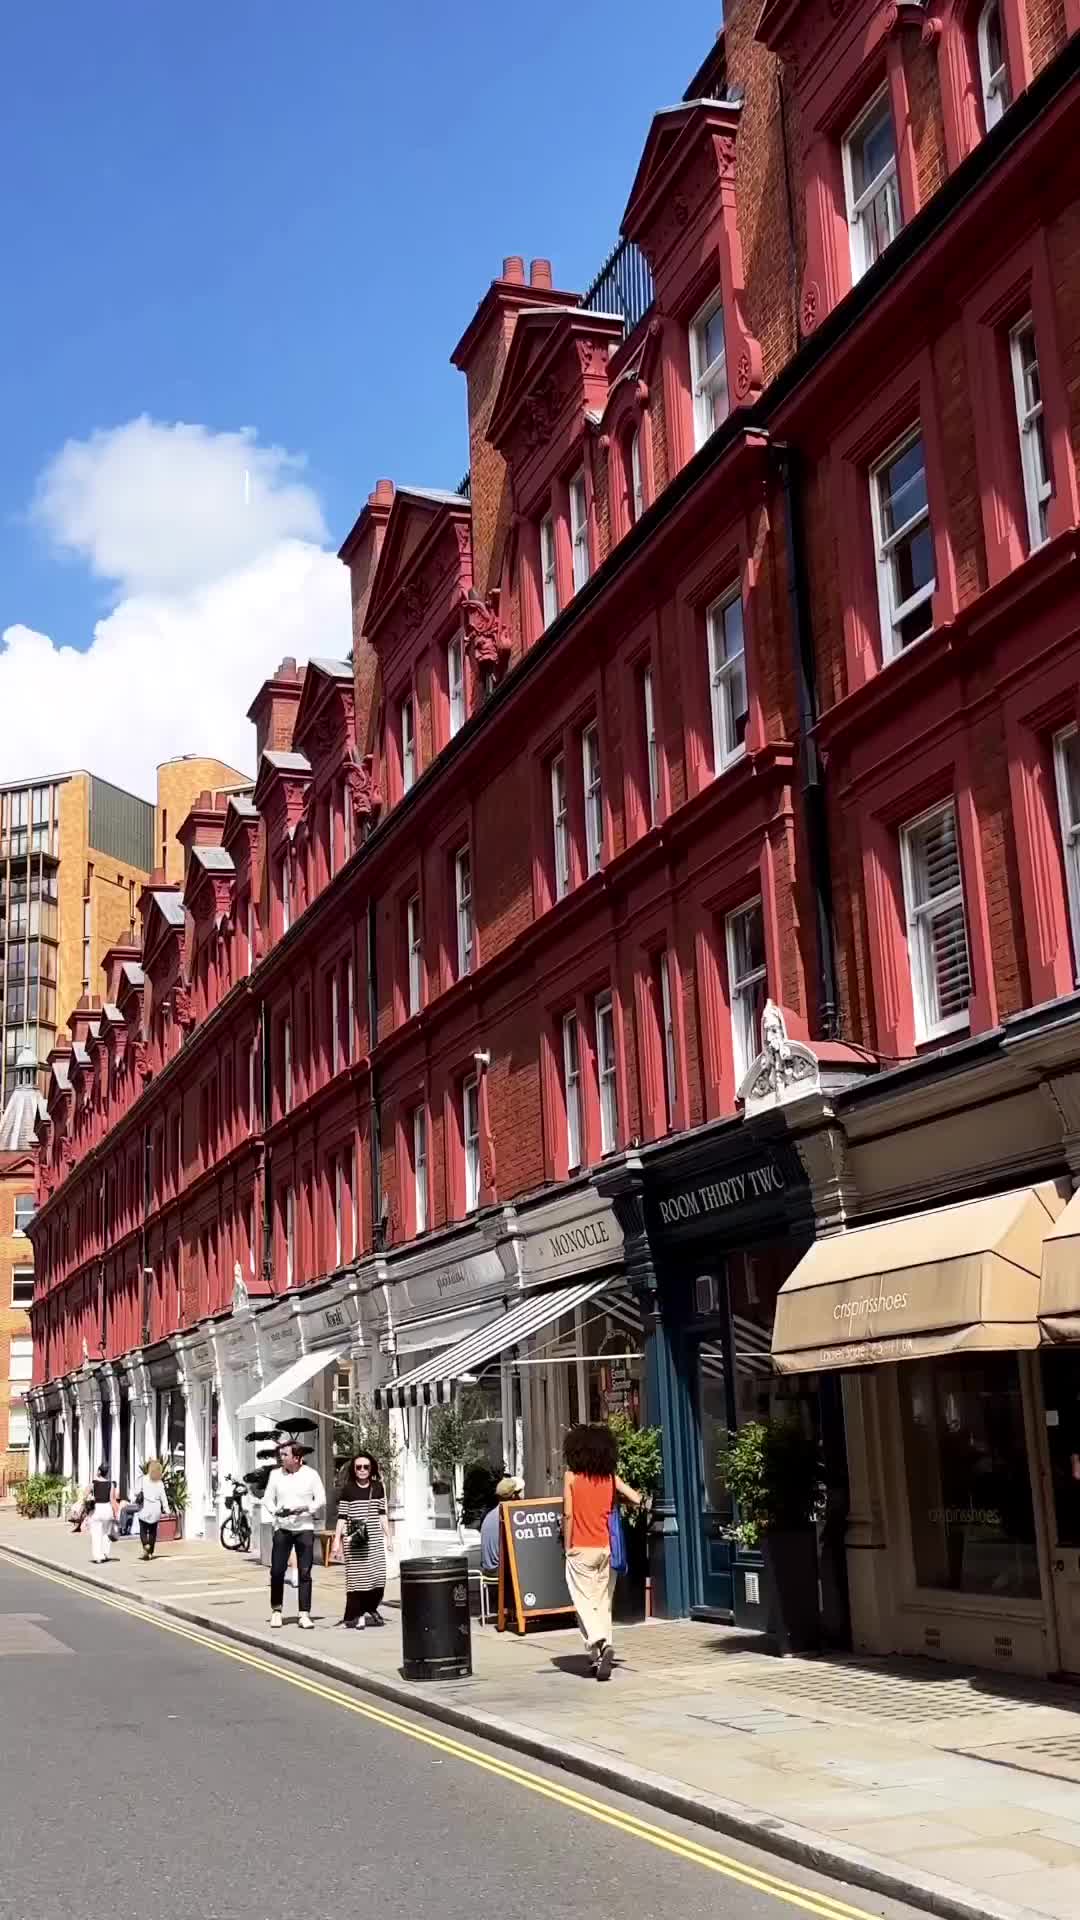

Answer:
[498,1496,577,1634]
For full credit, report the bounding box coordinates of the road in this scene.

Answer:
[0,1555,925,1920]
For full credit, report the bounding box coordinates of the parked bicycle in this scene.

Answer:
[219,1477,252,1552]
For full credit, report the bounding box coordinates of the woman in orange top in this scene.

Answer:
[563,1424,642,1680]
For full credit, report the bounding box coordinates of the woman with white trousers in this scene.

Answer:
[86,1464,119,1564]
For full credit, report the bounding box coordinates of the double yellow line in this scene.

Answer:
[0,1550,879,1920]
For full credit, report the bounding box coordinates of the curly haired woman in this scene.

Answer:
[562,1424,641,1680]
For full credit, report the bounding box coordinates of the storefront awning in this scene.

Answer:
[237,1345,346,1417]
[772,1183,1067,1375]
[1039,1186,1080,1340]
[375,1277,611,1411]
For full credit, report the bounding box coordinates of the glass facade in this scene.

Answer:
[899,1354,1040,1600]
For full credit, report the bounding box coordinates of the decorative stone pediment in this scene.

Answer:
[489,309,623,466]
[737,1001,822,1114]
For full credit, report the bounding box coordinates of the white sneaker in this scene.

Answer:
[298,1612,314,1630]
[270,1610,283,1629]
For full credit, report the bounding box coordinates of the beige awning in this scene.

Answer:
[1040,1186,1080,1339]
[772,1183,1067,1375]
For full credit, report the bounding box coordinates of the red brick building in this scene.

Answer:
[26,2,1080,1668]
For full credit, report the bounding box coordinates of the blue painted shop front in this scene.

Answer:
[604,1126,851,1638]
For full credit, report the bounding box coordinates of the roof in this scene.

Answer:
[150,891,186,927]
[307,658,353,680]
[0,1050,46,1152]
[395,486,469,508]
[119,961,145,989]
[261,749,312,774]
[190,845,235,873]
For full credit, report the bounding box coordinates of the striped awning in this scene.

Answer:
[374,1277,612,1411]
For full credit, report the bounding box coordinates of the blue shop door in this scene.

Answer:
[692,1335,737,1616]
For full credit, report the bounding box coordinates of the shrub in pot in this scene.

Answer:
[717,1416,825,1654]
[15,1473,66,1519]
[158,1467,187,1542]
[607,1414,662,1622]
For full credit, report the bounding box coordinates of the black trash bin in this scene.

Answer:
[400,1554,473,1680]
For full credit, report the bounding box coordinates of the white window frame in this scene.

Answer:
[706,587,749,774]
[843,88,900,283]
[1010,315,1052,552]
[659,951,678,1127]
[401,695,416,793]
[283,1016,293,1115]
[551,755,571,901]
[248,1038,258,1132]
[569,471,590,591]
[595,993,619,1155]
[14,1194,34,1235]
[582,725,603,876]
[1054,726,1080,984]
[900,800,973,1043]
[642,665,661,824]
[726,899,768,1085]
[562,1012,583,1172]
[455,848,474,978]
[331,971,340,1075]
[407,893,423,1015]
[629,428,644,523]
[334,1156,344,1268]
[977,0,1010,128]
[343,779,353,862]
[540,513,559,626]
[8,1337,32,1384]
[447,633,465,738]
[413,1106,428,1233]
[463,1075,481,1212]
[346,958,355,1062]
[285,1187,295,1287]
[279,853,290,933]
[7,1407,29,1449]
[11,1267,34,1307]
[870,428,935,660]
[689,291,728,448]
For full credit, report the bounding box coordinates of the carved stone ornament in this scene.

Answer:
[232,1261,249,1314]
[800,278,821,335]
[172,984,195,1032]
[346,751,382,824]
[737,1000,821,1115]
[462,589,510,674]
[734,349,753,400]
[523,373,561,449]
[132,1037,151,1082]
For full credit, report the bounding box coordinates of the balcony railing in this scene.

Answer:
[580,237,654,336]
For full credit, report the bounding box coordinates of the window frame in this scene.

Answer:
[726,898,767,1086]
[447,632,466,738]
[689,290,728,450]
[594,992,619,1156]
[629,427,645,524]
[562,1011,583,1173]
[540,512,559,627]
[401,694,417,794]
[11,1266,34,1307]
[658,950,678,1129]
[569,470,590,592]
[462,1075,481,1213]
[407,893,423,1016]
[551,754,571,901]
[13,1194,34,1236]
[642,664,661,825]
[1009,315,1052,554]
[455,847,474,979]
[582,724,603,876]
[869,426,936,660]
[282,1015,293,1115]
[899,799,974,1044]
[1053,725,1080,986]
[977,0,1010,129]
[413,1105,429,1234]
[706,586,749,774]
[843,87,901,284]
[279,853,291,934]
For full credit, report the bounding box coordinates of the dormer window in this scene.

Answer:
[977,0,1010,128]
[690,293,729,448]
[539,511,559,627]
[569,471,590,591]
[401,696,416,793]
[843,90,900,283]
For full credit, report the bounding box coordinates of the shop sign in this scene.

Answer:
[221,1327,252,1372]
[391,1246,505,1320]
[522,1201,623,1282]
[653,1155,788,1234]
[305,1294,359,1347]
[186,1341,216,1382]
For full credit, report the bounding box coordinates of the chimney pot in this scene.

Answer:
[371,478,394,505]
[530,258,553,288]
[502,255,525,283]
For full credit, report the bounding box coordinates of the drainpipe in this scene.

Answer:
[775,442,839,1040]
[259,998,274,1290]
[366,900,382,1245]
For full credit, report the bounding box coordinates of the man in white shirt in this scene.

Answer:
[263,1440,326,1630]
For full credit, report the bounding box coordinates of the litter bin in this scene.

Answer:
[400,1554,472,1680]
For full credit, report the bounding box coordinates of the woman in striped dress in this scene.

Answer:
[333,1452,391,1629]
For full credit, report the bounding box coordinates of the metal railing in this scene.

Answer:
[456,472,471,499]
[580,236,654,336]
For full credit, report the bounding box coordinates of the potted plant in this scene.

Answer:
[158,1466,188,1542]
[425,1396,489,1532]
[717,1415,825,1654]
[607,1414,662,1622]
[332,1395,400,1524]
[14,1472,66,1519]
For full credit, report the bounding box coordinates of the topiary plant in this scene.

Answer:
[716,1415,825,1549]
[606,1413,662,1528]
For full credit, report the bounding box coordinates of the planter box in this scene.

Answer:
[155,1514,182,1543]
[613,1520,649,1624]
[763,1527,821,1655]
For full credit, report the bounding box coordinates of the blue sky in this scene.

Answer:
[0,2,714,789]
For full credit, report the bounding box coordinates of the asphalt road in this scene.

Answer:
[0,1556,925,1920]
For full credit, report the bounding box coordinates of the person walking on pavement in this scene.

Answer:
[333,1452,392,1628]
[263,1440,325,1630]
[136,1459,171,1560]
[563,1424,641,1680]
[86,1463,119,1565]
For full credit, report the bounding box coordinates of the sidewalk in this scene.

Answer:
[6,1520,1080,1920]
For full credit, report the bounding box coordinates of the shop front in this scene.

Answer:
[773,1181,1072,1675]
[370,1188,626,1556]
[178,1329,221,1537]
[236,1274,364,1509]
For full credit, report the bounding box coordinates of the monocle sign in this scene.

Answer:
[522,1199,624,1280]
[652,1155,789,1234]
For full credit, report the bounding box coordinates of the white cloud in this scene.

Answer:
[3,418,349,795]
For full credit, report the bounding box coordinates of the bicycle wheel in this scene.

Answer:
[236,1514,251,1552]
[220,1516,243,1551]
